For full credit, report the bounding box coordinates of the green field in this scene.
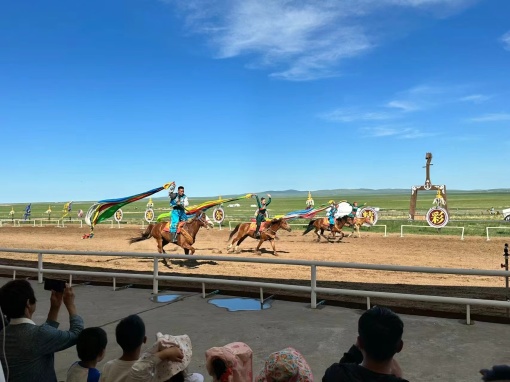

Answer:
[1,191,509,238]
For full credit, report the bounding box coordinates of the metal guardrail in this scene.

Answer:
[1,247,509,324]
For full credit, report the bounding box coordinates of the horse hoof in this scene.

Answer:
[235,250,241,254]
[273,253,279,257]
[255,251,262,256]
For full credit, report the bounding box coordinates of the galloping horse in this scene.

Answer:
[348,216,373,238]
[302,215,353,242]
[128,211,213,266]
[227,218,291,256]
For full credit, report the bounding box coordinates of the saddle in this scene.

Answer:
[249,221,271,233]
[162,221,186,233]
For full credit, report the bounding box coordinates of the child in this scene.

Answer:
[205,342,252,382]
[67,327,108,382]
[100,314,184,382]
[255,347,313,382]
[132,333,203,382]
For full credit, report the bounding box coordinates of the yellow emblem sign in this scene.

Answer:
[359,207,378,226]
[426,207,449,228]
[213,207,225,224]
[144,208,154,223]
[114,209,123,222]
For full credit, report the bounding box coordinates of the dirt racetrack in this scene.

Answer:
[1,225,509,319]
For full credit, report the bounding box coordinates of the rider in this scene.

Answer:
[327,200,337,232]
[253,194,271,238]
[169,184,189,243]
[349,201,365,218]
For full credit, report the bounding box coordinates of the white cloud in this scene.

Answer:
[320,109,396,122]
[361,126,436,139]
[459,94,491,103]
[501,31,510,51]
[386,100,419,112]
[468,113,510,122]
[167,0,477,81]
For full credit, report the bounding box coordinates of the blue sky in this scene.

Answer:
[1,0,509,202]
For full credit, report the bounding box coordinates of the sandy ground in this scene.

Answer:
[1,224,509,317]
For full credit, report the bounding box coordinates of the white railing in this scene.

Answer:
[0,219,21,227]
[57,219,84,228]
[400,225,465,240]
[0,247,509,324]
[486,227,510,241]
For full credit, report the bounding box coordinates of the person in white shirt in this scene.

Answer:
[100,315,183,382]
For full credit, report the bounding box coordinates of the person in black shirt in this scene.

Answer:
[322,306,408,382]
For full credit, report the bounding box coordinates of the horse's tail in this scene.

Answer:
[128,224,154,244]
[227,224,241,241]
[302,220,316,235]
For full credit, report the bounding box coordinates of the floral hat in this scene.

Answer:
[255,347,313,382]
[140,333,193,382]
[205,342,253,382]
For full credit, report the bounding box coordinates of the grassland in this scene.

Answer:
[1,191,509,238]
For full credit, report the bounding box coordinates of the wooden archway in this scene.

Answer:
[409,152,448,220]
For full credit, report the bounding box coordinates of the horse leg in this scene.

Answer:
[315,228,321,242]
[269,239,278,256]
[227,233,239,252]
[255,238,264,255]
[235,235,249,253]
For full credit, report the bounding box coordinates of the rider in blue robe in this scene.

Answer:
[169,185,189,242]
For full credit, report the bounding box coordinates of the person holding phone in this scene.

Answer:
[0,279,84,382]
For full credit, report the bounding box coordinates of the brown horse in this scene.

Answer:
[302,215,353,242]
[128,211,213,266]
[227,218,291,256]
[348,216,373,238]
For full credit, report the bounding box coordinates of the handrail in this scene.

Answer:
[0,247,509,324]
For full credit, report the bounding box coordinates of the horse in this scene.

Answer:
[302,215,353,242]
[227,218,291,256]
[128,211,213,266]
[348,215,374,238]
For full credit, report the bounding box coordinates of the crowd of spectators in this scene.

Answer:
[0,279,507,382]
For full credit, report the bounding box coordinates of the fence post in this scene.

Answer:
[13,270,16,280]
[113,277,116,291]
[260,288,264,304]
[311,265,317,309]
[366,296,371,310]
[37,253,43,283]
[202,283,206,298]
[69,274,73,287]
[466,304,471,325]
[153,257,159,295]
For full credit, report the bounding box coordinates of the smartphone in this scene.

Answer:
[43,278,66,293]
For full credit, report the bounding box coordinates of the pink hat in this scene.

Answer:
[205,342,253,382]
[255,348,313,382]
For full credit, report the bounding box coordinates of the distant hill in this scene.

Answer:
[152,188,510,199]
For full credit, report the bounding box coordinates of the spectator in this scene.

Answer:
[0,279,84,382]
[480,365,510,381]
[255,347,313,382]
[100,314,183,382]
[205,342,252,382]
[322,306,408,382]
[67,327,108,382]
[131,333,203,382]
